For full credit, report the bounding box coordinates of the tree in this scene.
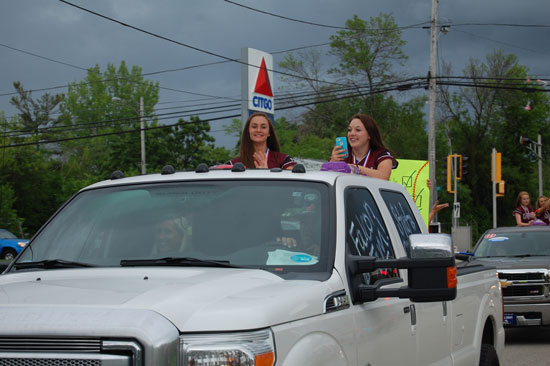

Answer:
[146,116,230,170]
[437,49,550,236]
[60,61,159,177]
[329,13,408,117]
[9,82,64,147]
[277,13,414,148]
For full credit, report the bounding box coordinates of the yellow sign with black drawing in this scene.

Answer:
[390,159,430,226]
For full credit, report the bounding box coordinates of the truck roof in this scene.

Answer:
[81,166,402,192]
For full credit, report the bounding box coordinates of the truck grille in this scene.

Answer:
[499,272,545,281]
[0,338,101,353]
[499,271,549,298]
[0,338,141,366]
[0,359,100,366]
[503,285,545,297]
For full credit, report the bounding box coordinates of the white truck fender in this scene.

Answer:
[277,332,349,366]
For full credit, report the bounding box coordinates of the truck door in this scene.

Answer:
[344,187,417,365]
[380,189,452,365]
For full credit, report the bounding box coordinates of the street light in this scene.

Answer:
[520,134,543,196]
[112,96,146,175]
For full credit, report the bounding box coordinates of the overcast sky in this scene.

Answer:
[2,0,549,148]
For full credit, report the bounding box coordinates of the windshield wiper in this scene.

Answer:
[14,259,96,270]
[120,257,241,268]
[510,254,550,258]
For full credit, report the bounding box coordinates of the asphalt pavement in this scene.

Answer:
[502,327,550,366]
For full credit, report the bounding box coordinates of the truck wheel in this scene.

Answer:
[479,344,499,366]
[1,249,17,261]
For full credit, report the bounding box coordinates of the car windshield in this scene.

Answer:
[473,230,550,257]
[16,180,331,279]
[0,230,17,239]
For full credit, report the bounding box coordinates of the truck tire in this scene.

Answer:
[479,344,499,366]
[1,248,17,261]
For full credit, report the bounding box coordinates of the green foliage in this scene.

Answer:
[438,49,550,234]
[0,62,231,236]
[147,116,230,170]
[274,117,333,160]
[329,13,407,116]
[9,81,64,146]
[60,61,160,177]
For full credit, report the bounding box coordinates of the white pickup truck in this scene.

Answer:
[0,164,504,366]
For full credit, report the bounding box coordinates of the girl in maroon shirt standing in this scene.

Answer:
[330,113,397,180]
[512,191,535,226]
[228,112,296,170]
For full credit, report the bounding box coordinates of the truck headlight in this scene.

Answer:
[180,328,275,366]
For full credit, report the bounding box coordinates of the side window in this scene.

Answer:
[345,187,399,285]
[380,190,421,254]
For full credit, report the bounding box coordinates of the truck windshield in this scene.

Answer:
[473,230,550,257]
[16,180,331,279]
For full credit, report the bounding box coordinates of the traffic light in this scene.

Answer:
[446,154,454,193]
[459,156,468,180]
[491,150,505,197]
[491,152,502,182]
[496,181,506,197]
[520,136,534,146]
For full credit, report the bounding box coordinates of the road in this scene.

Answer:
[502,327,550,366]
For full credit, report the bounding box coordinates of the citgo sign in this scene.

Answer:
[241,48,274,118]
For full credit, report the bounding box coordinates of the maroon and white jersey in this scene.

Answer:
[512,205,534,224]
[343,148,398,170]
[228,151,297,169]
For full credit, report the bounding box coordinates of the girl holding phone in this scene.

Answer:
[330,113,397,180]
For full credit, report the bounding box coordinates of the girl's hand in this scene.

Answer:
[330,146,347,161]
[253,151,268,168]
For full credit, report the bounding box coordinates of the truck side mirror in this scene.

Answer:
[347,234,457,304]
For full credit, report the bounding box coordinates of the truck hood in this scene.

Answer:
[470,256,550,270]
[0,267,341,332]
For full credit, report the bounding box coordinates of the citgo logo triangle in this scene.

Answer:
[253,57,273,97]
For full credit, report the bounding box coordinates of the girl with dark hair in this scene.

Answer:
[228,112,296,169]
[330,113,397,180]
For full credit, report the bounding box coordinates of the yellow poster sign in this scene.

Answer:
[390,159,430,226]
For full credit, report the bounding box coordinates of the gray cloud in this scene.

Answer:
[1,0,549,148]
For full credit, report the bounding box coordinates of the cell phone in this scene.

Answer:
[335,137,348,158]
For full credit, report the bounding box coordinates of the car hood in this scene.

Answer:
[0,238,28,245]
[0,267,341,332]
[470,256,550,270]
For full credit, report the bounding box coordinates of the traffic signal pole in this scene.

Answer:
[428,0,438,210]
[492,148,497,228]
[538,134,543,197]
[453,155,459,230]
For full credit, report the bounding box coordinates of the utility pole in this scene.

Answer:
[538,133,543,197]
[492,148,497,228]
[428,0,439,209]
[139,96,146,175]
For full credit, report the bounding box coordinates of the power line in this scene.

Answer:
[223,0,430,31]
[453,28,550,57]
[3,75,549,149]
[4,74,548,139]
[451,22,550,28]
[0,42,88,71]
[0,113,241,149]
[0,37,333,98]
[57,0,353,88]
